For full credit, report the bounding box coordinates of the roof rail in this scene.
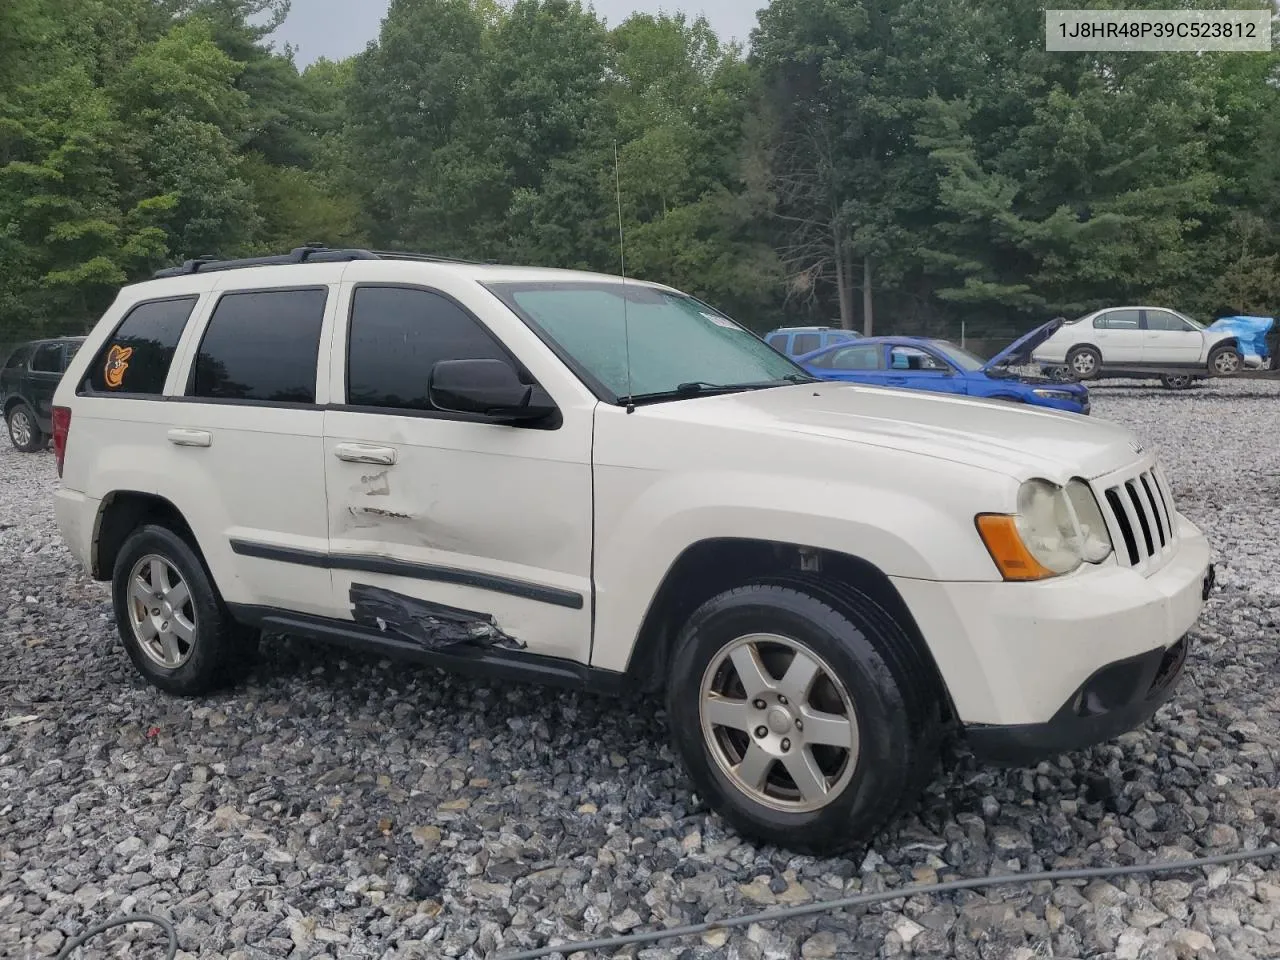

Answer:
[148,244,484,279]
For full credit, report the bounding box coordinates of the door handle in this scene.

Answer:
[167,428,212,448]
[334,443,397,465]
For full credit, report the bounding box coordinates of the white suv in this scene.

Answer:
[51,247,1214,853]
[1032,306,1245,381]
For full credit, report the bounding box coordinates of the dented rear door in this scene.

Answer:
[322,279,595,664]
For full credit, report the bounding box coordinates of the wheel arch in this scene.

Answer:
[622,536,956,721]
[92,491,208,582]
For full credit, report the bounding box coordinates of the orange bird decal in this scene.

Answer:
[104,344,133,389]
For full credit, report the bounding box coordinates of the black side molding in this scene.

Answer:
[228,538,585,610]
[227,604,624,695]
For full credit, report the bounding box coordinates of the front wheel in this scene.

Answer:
[1208,346,1242,377]
[6,403,44,453]
[665,580,941,854]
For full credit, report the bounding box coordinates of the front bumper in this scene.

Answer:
[891,513,1212,744]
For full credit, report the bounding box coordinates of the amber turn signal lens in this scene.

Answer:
[975,514,1055,582]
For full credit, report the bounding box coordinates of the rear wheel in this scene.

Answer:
[665,579,941,854]
[1208,345,1242,377]
[111,524,258,696]
[6,403,43,453]
[1066,346,1102,381]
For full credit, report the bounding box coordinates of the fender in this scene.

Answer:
[589,467,1005,674]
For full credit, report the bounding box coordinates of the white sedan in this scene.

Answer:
[1032,306,1245,382]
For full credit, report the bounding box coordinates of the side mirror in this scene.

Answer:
[429,359,556,422]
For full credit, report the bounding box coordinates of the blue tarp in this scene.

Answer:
[1208,315,1274,362]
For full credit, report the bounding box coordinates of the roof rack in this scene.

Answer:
[151,244,482,279]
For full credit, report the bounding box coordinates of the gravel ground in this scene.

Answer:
[3,379,1280,960]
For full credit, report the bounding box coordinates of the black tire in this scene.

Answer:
[1160,374,1193,390]
[5,403,44,453]
[1208,345,1242,377]
[1066,346,1102,381]
[111,524,258,696]
[665,577,943,855]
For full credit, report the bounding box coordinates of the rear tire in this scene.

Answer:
[1066,346,1102,381]
[111,524,259,696]
[665,578,942,854]
[6,403,43,453]
[1161,374,1193,390]
[1208,345,1242,377]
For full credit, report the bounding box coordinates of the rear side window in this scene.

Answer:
[190,289,327,404]
[792,333,820,355]
[30,343,63,372]
[1094,310,1140,330]
[766,334,788,350]
[346,286,509,412]
[3,347,28,370]
[84,297,198,395]
[829,344,882,370]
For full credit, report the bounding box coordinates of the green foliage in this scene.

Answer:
[1,0,1278,347]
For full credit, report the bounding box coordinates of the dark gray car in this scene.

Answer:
[1,337,85,452]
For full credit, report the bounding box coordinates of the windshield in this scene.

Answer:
[929,340,986,371]
[487,281,809,402]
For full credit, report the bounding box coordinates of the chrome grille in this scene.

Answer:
[1098,465,1177,570]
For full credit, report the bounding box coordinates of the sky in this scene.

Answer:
[271,0,762,65]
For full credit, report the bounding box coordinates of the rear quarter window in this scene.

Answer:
[82,297,199,395]
[4,346,31,370]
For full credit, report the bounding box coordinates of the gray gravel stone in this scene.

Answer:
[5,379,1280,958]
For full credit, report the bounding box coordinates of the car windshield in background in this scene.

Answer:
[487,281,811,403]
[930,341,986,371]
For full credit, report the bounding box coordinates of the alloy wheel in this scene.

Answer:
[126,554,197,669]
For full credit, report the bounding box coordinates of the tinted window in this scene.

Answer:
[792,333,820,356]
[1094,310,1140,330]
[191,290,326,403]
[346,286,510,412]
[1146,310,1194,332]
[3,347,28,370]
[766,334,788,350]
[828,345,881,370]
[30,343,63,373]
[85,297,197,395]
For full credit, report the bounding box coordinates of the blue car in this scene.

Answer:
[764,326,860,358]
[797,321,1091,415]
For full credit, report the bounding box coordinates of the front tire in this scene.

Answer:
[665,580,941,854]
[111,524,258,696]
[6,403,44,452]
[1066,346,1102,381]
[1208,345,1242,377]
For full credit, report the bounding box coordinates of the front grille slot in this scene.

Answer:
[1126,482,1155,556]
[1098,466,1177,570]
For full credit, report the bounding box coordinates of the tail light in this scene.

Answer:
[52,406,71,477]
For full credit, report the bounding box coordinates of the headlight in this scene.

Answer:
[1032,389,1076,401]
[976,479,1114,581]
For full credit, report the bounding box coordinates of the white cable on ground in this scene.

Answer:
[498,844,1280,960]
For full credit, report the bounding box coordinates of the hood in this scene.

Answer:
[662,381,1142,483]
[982,317,1064,372]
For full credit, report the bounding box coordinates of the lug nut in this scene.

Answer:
[161,621,169,632]
[778,695,789,705]
[781,738,791,751]
[754,726,768,739]
[752,698,766,710]
[795,719,804,731]
[151,608,161,615]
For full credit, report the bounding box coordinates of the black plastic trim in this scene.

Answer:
[966,625,1197,765]
[227,538,585,610]
[227,603,622,693]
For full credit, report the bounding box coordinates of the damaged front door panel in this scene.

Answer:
[349,583,525,651]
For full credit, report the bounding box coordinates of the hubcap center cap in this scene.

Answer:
[766,706,793,735]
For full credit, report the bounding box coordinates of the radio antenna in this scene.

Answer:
[614,140,635,414]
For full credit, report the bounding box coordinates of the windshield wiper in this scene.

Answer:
[626,377,814,406]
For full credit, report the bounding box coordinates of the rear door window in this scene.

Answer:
[792,333,820,356]
[30,343,63,373]
[190,289,328,404]
[1095,310,1141,330]
[83,297,199,395]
